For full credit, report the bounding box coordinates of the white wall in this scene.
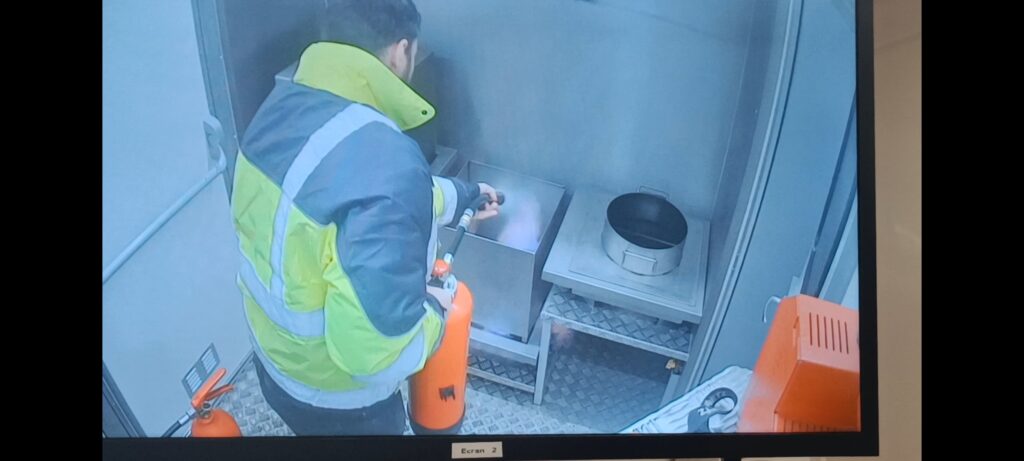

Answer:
[102,0,250,436]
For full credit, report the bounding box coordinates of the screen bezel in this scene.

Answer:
[102,0,879,458]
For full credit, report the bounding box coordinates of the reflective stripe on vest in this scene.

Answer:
[249,103,397,338]
[240,262,436,408]
[433,177,459,226]
[243,300,403,409]
[269,103,398,308]
[240,103,439,408]
[239,253,324,338]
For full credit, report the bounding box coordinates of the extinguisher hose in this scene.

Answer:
[161,420,184,438]
[162,408,196,437]
[449,193,505,256]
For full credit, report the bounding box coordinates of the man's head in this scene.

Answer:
[322,0,422,82]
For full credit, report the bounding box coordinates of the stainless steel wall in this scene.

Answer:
[414,0,757,220]
[196,0,322,189]
[203,0,770,220]
[216,0,321,140]
[702,0,792,348]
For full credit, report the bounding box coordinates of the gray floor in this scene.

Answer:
[218,355,596,436]
[469,332,670,432]
[218,360,295,437]
[218,329,673,435]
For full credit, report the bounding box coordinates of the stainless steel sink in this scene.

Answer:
[439,161,567,342]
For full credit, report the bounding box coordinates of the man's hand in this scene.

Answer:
[426,284,453,316]
[475,182,500,221]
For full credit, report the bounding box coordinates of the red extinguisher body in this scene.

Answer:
[191,408,243,437]
[407,192,502,435]
[409,280,473,434]
[189,368,242,437]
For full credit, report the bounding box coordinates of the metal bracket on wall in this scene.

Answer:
[102,119,228,284]
[203,115,228,170]
[762,248,811,323]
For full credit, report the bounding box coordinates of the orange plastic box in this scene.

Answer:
[739,295,860,432]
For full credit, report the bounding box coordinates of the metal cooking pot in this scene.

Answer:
[601,188,688,276]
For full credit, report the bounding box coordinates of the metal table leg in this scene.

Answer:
[533,317,553,405]
[661,366,683,407]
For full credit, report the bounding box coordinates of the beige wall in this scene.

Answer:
[824,0,922,460]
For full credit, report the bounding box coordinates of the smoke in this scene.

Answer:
[496,197,543,252]
[551,322,575,350]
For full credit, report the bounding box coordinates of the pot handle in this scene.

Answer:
[638,186,669,199]
[622,249,658,274]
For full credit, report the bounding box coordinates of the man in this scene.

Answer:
[229,0,499,435]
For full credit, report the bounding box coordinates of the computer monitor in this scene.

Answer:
[102,0,878,459]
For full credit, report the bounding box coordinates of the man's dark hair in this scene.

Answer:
[322,0,421,56]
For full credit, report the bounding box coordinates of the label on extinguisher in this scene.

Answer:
[451,441,503,459]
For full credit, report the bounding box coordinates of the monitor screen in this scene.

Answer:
[102,0,877,459]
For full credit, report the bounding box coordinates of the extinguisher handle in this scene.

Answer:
[449,192,503,259]
[205,384,235,402]
[190,368,233,410]
[476,191,505,211]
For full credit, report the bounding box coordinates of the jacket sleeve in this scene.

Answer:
[431,176,481,227]
[321,145,445,383]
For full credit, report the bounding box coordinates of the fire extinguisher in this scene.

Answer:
[409,192,504,435]
[162,368,242,437]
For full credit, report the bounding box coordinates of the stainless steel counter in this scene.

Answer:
[542,186,709,324]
